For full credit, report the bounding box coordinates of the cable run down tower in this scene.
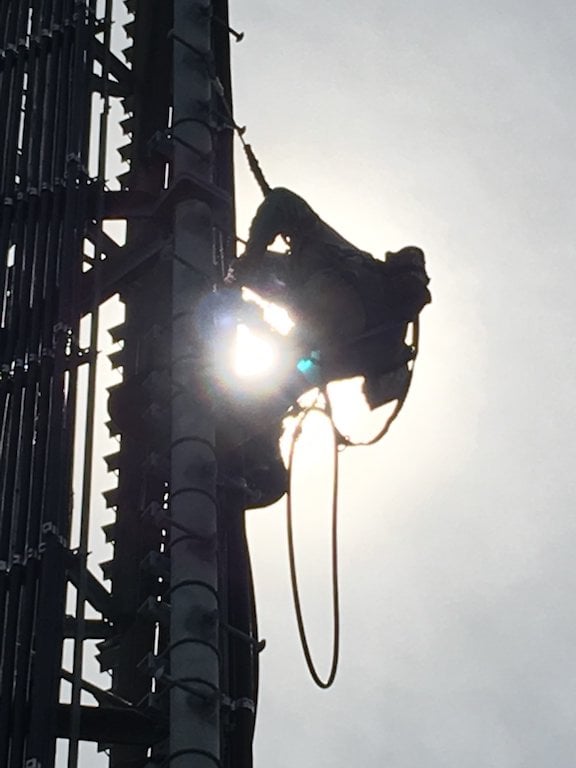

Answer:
[0,1,259,766]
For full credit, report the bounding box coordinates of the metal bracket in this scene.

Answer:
[155,672,220,706]
[138,596,171,627]
[142,501,215,547]
[219,619,266,652]
[168,30,214,72]
[221,696,255,714]
[213,17,244,42]
[60,669,132,708]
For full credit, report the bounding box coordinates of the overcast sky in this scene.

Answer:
[227,2,576,767]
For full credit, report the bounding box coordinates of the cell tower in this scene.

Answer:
[0,1,258,766]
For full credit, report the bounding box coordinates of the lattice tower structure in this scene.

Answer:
[0,1,258,767]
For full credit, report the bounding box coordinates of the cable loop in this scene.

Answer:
[287,402,340,689]
[286,320,420,687]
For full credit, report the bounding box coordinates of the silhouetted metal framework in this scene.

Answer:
[0,1,258,767]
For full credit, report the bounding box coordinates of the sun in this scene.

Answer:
[230,290,296,380]
[233,323,280,379]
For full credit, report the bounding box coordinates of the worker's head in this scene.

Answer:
[382,246,431,321]
[384,246,426,272]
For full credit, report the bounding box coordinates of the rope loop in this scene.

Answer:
[286,319,420,687]
[287,401,340,689]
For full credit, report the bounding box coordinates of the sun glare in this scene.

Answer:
[234,323,280,379]
[241,287,294,336]
[231,290,295,381]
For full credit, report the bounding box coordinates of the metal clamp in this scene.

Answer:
[158,672,220,706]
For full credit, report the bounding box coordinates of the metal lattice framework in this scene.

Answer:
[0,1,258,766]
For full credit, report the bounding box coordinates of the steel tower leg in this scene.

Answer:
[170,2,221,766]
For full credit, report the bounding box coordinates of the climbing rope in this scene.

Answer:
[213,76,271,197]
[238,133,271,198]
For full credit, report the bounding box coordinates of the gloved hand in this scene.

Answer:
[224,251,288,300]
[224,264,237,286]
[224,246,262,286]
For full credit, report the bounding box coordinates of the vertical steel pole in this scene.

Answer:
[170,2,220,768]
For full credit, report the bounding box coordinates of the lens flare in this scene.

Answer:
[233,323,280,379]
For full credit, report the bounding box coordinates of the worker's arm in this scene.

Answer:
[244,188,319,257]
[226,188,319,286]
[226,187,361,290]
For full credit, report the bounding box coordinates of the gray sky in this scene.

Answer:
[228,1,576,766]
